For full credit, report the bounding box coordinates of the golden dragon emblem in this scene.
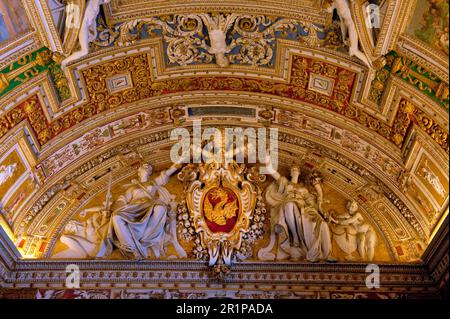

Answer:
[204,188,238,226]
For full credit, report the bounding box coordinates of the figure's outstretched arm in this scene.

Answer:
[263,155,281,181]
[312,175,323,203]
[155,162,183,186]
[338,214,359,226]
[326,1,336,13]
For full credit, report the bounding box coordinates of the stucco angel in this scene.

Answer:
[326,0,373,69]
[51,203,110,259]
[61,0,111,69]
[198,13,239,67]
[331,201,377,261]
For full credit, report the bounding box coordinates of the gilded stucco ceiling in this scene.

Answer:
[0,0,448,298]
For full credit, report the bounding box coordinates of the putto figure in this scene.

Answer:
[326,0,373,69]
[332,200,377,261]
[61,0,111,69]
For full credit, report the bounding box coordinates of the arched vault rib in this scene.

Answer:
[37,92,405,168]
[6,42,446,161]
[15,118,428,260]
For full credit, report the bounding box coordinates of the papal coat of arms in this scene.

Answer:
[177,161,265,271]
[203,186,239,232]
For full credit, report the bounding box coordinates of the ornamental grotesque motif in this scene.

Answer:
[94,13,337,68]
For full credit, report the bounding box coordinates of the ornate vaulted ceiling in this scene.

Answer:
[0,0,448,299]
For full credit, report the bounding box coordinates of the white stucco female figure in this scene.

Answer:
[61,0,111,69]
[258,158,333,262]
[327,0,373,69]
[96,163,187,259]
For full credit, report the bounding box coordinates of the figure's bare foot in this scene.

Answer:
[132,250,145,261]
[276,249,290,261]
[257,251,276,261]
[289,247,303,260]
[326,257,338,263]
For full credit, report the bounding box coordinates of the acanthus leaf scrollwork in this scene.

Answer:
[93,13,336,68]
